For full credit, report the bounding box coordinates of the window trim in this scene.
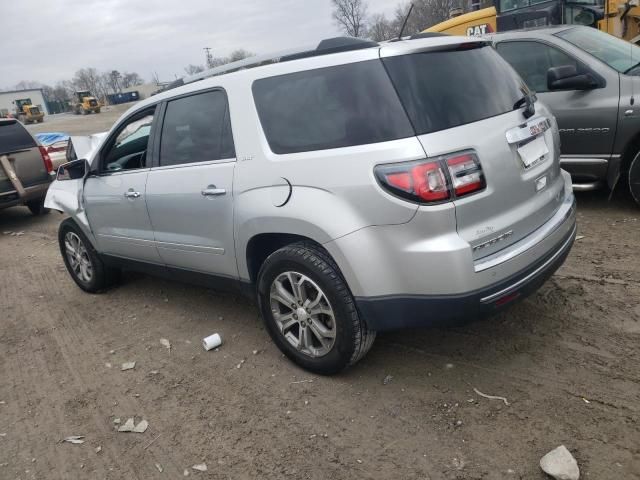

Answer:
[153,86,236,169]
[95,105,160,176]
[494,38,606,92]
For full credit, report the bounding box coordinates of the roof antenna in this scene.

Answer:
[398,3,415,40]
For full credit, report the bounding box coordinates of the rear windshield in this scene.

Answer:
[0,120,36,155]
[382,45,528,135]
[252,60,414,154]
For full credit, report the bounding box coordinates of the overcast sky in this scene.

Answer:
[1,0,398,88]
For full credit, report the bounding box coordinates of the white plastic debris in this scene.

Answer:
[118,418,148,433]
[192,463,208,472]
[160,338,171,352]
[132,420,148,433]
[540,445,580,480]
[155,463,163,473]
[95,446,102,454]
[202,333,222,351]
[118,418,135,432]
[63,436,85,444]
[121,362,136,371]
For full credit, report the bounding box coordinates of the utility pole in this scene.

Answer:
[204,47,214,69]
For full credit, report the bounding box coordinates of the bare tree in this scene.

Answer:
[367,13,396,41]
[184,64,205,75]
[121,72,144,89]
[332,0,368,37]
[227,49,255,63]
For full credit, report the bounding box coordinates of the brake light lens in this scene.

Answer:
[446,153,485,197]
[375,151,485,204]
[38,146,54,173]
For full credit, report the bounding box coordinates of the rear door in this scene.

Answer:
[145,89,237,277]
[0,120,48,192]
[382,43,565,259]
[83,107,161,263]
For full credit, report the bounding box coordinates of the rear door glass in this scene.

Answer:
[382,46,528,135]
[159,90,235,167]
[252,60,414,154]
[0,121,37,155]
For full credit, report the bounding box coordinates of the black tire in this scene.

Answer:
[629,152,640,206]
[58,219,120,293]
[257,242,375,374]
[26,198,50,216]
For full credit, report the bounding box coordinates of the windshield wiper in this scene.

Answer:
[514,93,535,119]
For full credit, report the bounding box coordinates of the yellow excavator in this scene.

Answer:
[424,0,640,43]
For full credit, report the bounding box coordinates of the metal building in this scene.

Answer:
[0,89,49,117]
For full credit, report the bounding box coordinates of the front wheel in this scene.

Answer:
[58,219,120,293]
[257,242,375,374]
[629,152,640,206]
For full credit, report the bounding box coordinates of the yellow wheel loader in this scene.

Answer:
[424,0,640,44]
[72,91,101,115]
[14,99,44,124]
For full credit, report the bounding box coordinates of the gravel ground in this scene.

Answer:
[1,107,639,479]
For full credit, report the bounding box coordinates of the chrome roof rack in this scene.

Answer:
[170,37,379,90]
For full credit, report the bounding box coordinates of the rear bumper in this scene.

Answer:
[0,182,50,209]
[355,218,575,331]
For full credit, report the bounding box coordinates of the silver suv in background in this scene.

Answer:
[46,36,576,374]
[489,26,640,204]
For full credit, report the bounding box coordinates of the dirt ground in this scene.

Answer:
[1,108,639,479]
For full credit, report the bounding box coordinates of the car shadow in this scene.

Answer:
[0,206,49,232]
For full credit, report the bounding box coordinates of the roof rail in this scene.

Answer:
[175,37,379,90]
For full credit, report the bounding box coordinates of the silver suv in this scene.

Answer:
[46,36,577,374]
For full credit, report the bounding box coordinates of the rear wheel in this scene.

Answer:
[257,242,375,374]
[58,219,120,293]
[95,108,101,114]
[26,198,49,215]
[629,152,640,206]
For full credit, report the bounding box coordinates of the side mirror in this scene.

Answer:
[547,65,598,91]
[56,159,89,181]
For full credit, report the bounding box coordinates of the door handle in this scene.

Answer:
[625,109,634,117]
[124,190,141,199]
[201,185,226,197]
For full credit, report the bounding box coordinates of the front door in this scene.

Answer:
[145,89,237,277]
[496,39,619,156]
[84,107,162,263]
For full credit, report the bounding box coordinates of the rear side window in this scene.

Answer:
[383,46,528,135]
[252,60,414,154]
[159,90,235,167]
[0,121,36,155]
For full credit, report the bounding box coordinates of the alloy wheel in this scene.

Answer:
[269,271,336,358]
[64,232,93,283]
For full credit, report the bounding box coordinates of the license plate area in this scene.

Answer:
[517,135,549,170]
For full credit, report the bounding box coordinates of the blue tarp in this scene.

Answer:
[35,132,69,146]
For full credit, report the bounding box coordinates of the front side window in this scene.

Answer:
[556,27,640,74]
[383,45,528,135]
[497,41,579,92]
[159,90,235,167]
[103,109,155,172]
[252,60,414,155]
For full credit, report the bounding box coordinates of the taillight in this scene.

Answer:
[375,151,485,204]
[445,153,485,197]
[39,146,53,173]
